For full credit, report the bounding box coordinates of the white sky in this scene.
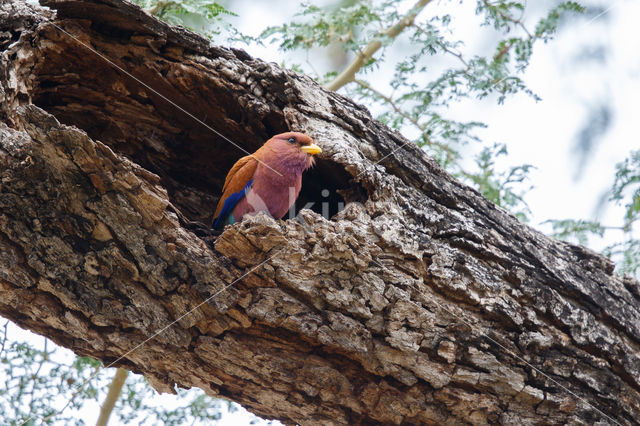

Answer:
[3,0,639,425]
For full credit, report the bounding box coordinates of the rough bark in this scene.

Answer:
[1,0,639,424]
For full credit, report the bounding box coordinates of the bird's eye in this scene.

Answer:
[287,137,296,143]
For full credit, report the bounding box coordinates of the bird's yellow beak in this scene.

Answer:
[300,143,322,155]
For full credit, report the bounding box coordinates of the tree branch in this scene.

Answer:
[96,368,129,426]
[354,79,457,162]
[325,0,433,92]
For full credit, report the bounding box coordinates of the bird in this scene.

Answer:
[212,132,322,229]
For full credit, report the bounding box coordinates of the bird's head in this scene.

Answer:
[267,132,322,171]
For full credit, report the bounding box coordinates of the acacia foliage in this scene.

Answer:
[549,150,640,277]
[0,321,233,425]
[259,0,583,221]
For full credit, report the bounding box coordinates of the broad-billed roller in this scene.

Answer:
[212,132,322,229]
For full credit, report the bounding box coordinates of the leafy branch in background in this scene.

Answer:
[0,319,233,425]
[462,143,533,222]
[611,150,640,231]
[130,0,252,42]
[324,0,433,91]
[548,150,640,277]
[114,371,233,425]
[546,218,605,246]
[261,0,583,215]
[1,326,100,425]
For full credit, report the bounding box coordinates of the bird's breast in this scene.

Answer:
[250,175,302,219]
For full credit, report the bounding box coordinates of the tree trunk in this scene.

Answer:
[1,0,639,424]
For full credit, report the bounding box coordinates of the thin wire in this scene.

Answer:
[348,139,623,423]
[583,2,618,27]
[356,137,413,179]
[433,5,625,422]
[355,126,449,179]
[48,22,283,177]
[435,302,623,425]
[26,245,284,425]
[359,143,623,423]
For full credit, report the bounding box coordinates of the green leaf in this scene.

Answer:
[545,219,605,246]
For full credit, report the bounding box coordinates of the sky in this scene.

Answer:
[3,0,639,425]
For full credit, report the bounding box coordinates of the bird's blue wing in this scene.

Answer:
[213,179,252,229]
